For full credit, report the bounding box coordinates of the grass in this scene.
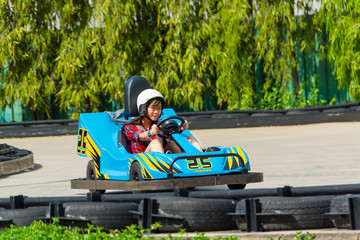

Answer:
[0,219,315,240]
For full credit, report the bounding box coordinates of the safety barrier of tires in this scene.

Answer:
[232,196,333,232]
[328,194,360,230]
[136,197,236,233]
[0,207,48,227]
[1,189,360,232]
[61,202,139,231]
[0,144,34,176]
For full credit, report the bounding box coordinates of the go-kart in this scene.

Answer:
[71,76,263,192]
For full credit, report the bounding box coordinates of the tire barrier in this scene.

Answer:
[189,184,360,200]
[61,202,139,231]
[0,144,34,176]
[233,196,333,231]
[328,194,360,230]
[0,207,48,227]
[0,192,360,232]
[136,197,237,233]
[0,102,359,138]
[0,195,88,209]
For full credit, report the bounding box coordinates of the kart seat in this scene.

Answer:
[120,76,151,153]
[123,75,151,119]
[118,125,132,153]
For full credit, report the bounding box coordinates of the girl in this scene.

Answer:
[124,89,201,153]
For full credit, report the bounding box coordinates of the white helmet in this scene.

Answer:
[137,89,165,116]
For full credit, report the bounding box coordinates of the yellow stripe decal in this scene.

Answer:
[231,147,240,168]
[147,153,166,172]
[235,146,248,164]
[139,153,158,171]
[135,155,153,179]
[227,149,233,170]
[157,157,170,169]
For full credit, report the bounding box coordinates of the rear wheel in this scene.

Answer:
[86,160,105,194]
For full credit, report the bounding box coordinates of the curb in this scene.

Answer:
[152,229,360,240]
[0,153,34,177]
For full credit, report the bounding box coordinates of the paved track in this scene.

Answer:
[0,122,359,198]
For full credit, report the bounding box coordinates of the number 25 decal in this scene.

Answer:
[186,157,212,170]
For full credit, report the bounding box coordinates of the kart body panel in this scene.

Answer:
[76,108,250,181]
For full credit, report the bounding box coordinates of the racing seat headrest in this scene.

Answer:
[124,76,151,119]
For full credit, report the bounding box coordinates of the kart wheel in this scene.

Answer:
[86,160,105,194]
[227,184,246,190]
[129,162,143,181]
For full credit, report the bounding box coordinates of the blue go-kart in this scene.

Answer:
[71,76,263,193]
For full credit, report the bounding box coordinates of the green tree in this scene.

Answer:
[0,0,57,119]
[155,0,256,111]
[210,0,256,110]
[54,0,100,116]
[255,0,319,109]
[316,0,360,101]
[93,0,163,111]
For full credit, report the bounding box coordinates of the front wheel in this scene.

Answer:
[227,184,246,190]
[129,162,143,181]
[86,160,105,194]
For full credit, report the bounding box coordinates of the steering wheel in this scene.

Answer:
[157,116,185,138]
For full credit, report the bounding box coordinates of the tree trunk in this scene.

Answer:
[290,0,300,99]
[291,50,300,99]
[85,97,92,113]
[248,0,257,107]
[30,110,37,121]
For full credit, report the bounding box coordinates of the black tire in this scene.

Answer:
[0,207,47,227]
[0,155,14,162]
[0,149,32,162]
[13,149,32,157]
[139,197,236,232]
[129,162,143,181]
[227,184,246,190]
[0,144,15,155]
[86,160,105,194]
[63,202,138,231]
[329,194,360,229]
[235,196,333,231]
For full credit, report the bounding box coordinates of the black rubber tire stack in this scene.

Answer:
[63,202,139,231]
[235,196,334,231]
[0,207,47,227]
[0,143,32,163]
[138,197,236,232]
[329,194,360,229]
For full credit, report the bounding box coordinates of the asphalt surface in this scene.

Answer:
[1,122,359,197]
[1,121,360,239]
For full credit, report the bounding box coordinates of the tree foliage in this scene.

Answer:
[0,0,57,119]
[316,0,360,101]
[0,0,358,120]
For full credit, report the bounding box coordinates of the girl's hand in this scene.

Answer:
[150,124,160,136]
[181,120,189,131]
